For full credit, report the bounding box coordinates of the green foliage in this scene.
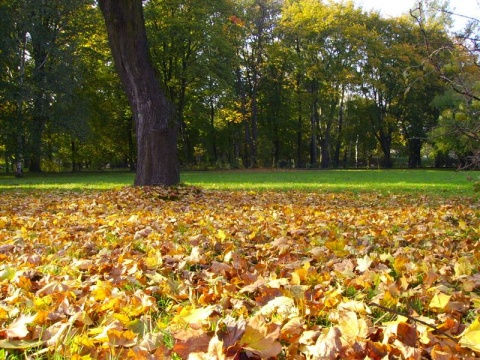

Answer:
[0,0,477,173]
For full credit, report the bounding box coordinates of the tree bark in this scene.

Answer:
[408,138,422,168]
[98,0,179,186]
[309,93,319,167]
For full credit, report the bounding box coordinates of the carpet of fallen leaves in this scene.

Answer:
[0,186,480,359]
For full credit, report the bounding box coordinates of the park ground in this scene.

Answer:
[0,169,479,359]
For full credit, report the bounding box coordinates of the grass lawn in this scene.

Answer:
[183,169,476,197]
[0,169,477,197]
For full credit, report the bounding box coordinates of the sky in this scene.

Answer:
[350,0,480,31]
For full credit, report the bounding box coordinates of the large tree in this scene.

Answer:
[98,0,179,186]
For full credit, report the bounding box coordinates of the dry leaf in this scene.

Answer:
[0,188,478,358]
[459,317,480,352]
[6,314,36,339]
[239,314,282,358]
[173,328,210,358]
[306,326,342,359]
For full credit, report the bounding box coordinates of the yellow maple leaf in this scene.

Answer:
[113,313,131,324]
[260,296,299,321]
[338,310,368,343]
[393,256,409,275]
[89,321,124,342]
[356,254,373,273]
[428,292,451,310]
[171,305,215,327]
[0,217,8,228]
[325,238,348,257]
[92,280,112,301]
[99,297,122,312]
[459,317,480,352]
[144,250,163,269]
[240,314,282,359]
[324,288,342,308]
[0,306,10,321]
[380,290,398,308]
[216,229,227,241]
[454,256,473,278]
[107,329,137,347]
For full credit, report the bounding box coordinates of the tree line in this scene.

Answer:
[1,0,479,175]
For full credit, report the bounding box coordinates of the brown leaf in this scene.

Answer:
[216,315,246,349]
[396,322,417,348]
[173,328,210,358]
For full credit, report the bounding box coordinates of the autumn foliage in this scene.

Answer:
[0,186,479,359]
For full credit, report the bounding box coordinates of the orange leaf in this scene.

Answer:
[107,329,137,347]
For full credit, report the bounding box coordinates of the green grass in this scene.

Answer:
[0,169,477,197]
[182,169,477,197]
[0,171,132,191]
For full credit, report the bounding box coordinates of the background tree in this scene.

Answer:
[0,0,96,172]
[412,0,480,168]
[233,0,281,167]
[0,1,25,172]
[78,20,135,172]
[145,0,236,166]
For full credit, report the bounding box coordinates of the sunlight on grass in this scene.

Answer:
[0,169,475,198]
[180,169,473,197]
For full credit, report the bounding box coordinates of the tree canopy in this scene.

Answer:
[0,0,479,176]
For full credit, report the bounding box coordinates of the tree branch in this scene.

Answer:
[369,302,458,342]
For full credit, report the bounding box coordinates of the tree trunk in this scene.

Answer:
[98,0,179,186]
[30,36,50,173]
[250,82,258,168]
[209,99,217,163]
[333,88,345,168]
[320,135,330,169]
[71,140,77,172]
[408,138,422,168]
[379,133,392,168]
[29,113,46,172]
[296,111,303,168]
[309,96,319,167]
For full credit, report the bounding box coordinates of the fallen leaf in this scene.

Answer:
[260,296,299,321]
[0,339,44,349]
[356,254,373,273]
[171,305,216,329]
[459,317,480,352]
[6,314,36,339]
[306,326,342,359]
[239,314,282,358]
[173,328,210,358]
[337,310,368,343]
[429,292,451,311]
